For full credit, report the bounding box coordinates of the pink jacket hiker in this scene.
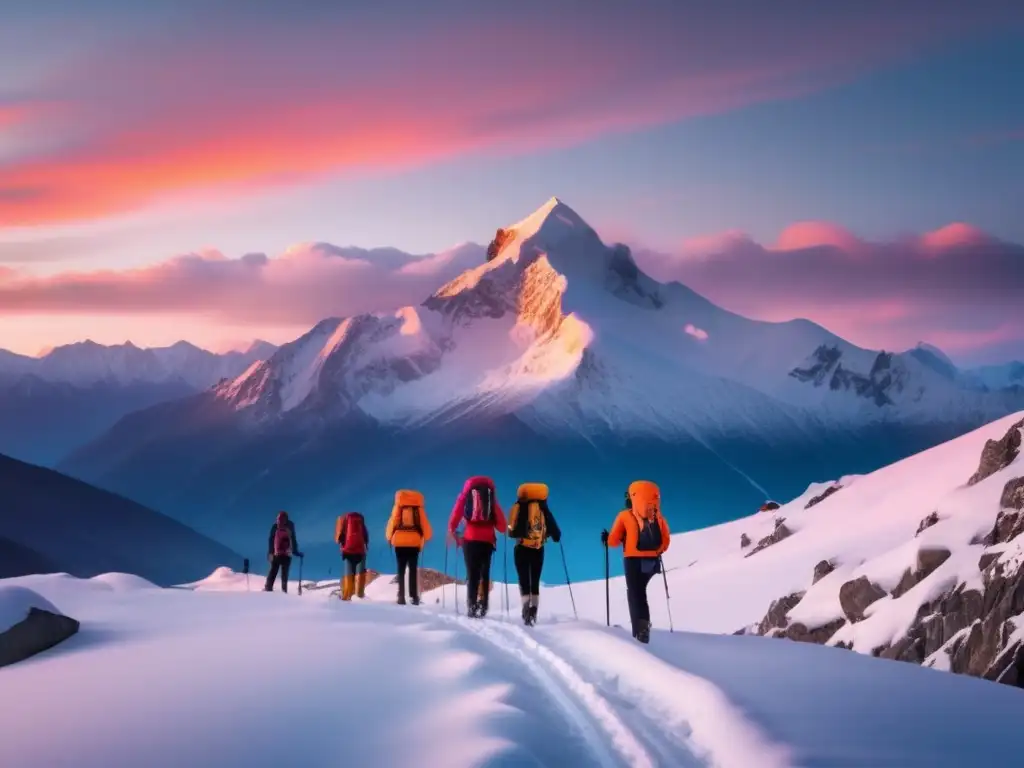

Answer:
[448,476,507,547]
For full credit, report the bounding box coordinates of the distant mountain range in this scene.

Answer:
[54,198,1024,581]
[0,340,277,466]
[0,450,240,584]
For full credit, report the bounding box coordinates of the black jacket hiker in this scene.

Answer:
[265,512,300,593]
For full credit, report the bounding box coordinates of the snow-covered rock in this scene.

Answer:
[0,585,79,667]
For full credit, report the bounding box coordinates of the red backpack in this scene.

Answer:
[340,512,367,555]
[272,523,293,557]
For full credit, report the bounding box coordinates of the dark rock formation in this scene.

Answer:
[812,559,836,584]
[806,485,842,509]
[968,418,1022,486]
[1001,477,1024,511]
[839,576,887,622]
[0,608,80,668]
[740,533,751,548]
[485,228,515,261]
[915,512,939,536]
[891,546,952,599]
[758,501,781,512]
[756,591,805,635]
[784,618,846,644]
[746,518,793,557]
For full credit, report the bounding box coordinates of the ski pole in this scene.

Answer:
[454,536,461,616]
[659,556,674,632]
[603,533,610,627]
[559,542,578,621]
[443,542,448,609]
[297,553,304,595]
[243,558,250,592]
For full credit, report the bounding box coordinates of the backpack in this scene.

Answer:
[514,483,549,549]
[272,523,292,557]
[627,480,663,552]
[463,479,495,524]
[337,512,367,554]
[393,489,424,534]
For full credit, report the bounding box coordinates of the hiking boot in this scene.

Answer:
[411,597,420,606]
[397,596,406,605]
[521,604,531,624]
[636,621,651,644]
[528,605,538,625]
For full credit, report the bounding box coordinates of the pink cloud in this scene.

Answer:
[1,2,1009,227]
[634,222,1024,358]
[0,243,484,325]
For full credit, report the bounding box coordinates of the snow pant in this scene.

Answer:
[395,547,420,603]
[463,540,494,612]
[265,555,291,592]
[514,544,544,597]
[343,553,367,599]
[623,556,659,637]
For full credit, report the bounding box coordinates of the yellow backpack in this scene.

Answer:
[515,483,548,549]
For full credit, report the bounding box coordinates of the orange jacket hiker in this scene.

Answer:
[385,489,433,550]
[607,480,671,558]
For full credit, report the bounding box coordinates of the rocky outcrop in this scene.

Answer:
[976,508,1024,547]
[812,559,836,584]
[758,501,781,513]
[806,485,842,509]
[968,418,1022,486]
[839,577,887,622]
[1001,477,1024,511]
[0,608,80,668]
[891,546,952,599]
[740,533,751,548]
[756,591,805,635]
[784,618,846,644]
[486,228,515,261]
[745,518,792,557]
[915,512,939,536]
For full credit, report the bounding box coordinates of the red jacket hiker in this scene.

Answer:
[448,475,506,547]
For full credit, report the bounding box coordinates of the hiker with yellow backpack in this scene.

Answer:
[507,483,561,626]
[602,480,671,644]
[335,511,370,601]
[385,489,433,605]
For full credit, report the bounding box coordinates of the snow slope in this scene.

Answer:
[4,570,1024,767]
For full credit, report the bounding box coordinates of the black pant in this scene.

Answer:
[463,540,494,611]
[395,547,420,601]
[624,556,659,636]
[343,553,367,577]
[265,555,291,592]
[514,544,544,596]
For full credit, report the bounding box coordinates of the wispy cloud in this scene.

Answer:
[2,0,1013,227]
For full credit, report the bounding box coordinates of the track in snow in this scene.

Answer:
[436,612,703,768]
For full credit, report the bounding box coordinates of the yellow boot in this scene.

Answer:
[355,571,367,599]
[341,575,354,601]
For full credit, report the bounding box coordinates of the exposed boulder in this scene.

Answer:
[812,559,836,584]
[746,517,793,557]
[839,576,887,622]
[740,533,751,548]
[784,618,846,644]
[805,484,842,509]
[891,546,952,599]
[915,512,939,536]
[1001,477,1024,512]
[0,605,80,668]
[978,509,1024,547]
[756,591,805,635]
[758,501,781,513]
[968,418,1023,486]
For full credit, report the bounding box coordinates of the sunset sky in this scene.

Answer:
[1,1,1022,364]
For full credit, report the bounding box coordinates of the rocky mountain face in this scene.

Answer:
[741,416,1024,689]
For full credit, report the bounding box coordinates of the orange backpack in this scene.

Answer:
[393,489,424,534]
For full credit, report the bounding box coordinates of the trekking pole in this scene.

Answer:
[559,542,578,621]
[659,555,674,633]
[503,534,510,618]
[298,553,304,596]
[454,537,461,616]
[243,558,250,592]
[603,532,610,627]
[443,542,448,609]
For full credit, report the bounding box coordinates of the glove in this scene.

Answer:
[551,532,561,543]
[295,551,304,558]
[600,529,609,545]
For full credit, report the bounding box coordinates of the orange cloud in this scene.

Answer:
[1,2,1004,227]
